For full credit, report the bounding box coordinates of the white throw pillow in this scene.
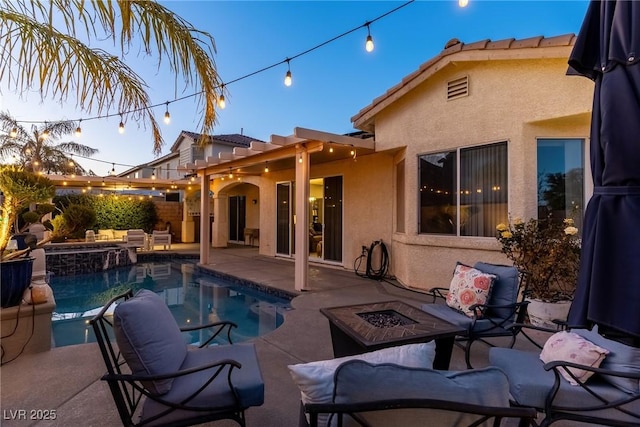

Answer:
[288,342,436,427]
[540,331,609,385]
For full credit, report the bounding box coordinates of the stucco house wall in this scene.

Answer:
[244,150,395,269]
[353,38,593,290]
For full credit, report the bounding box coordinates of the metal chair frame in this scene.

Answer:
[508,323,640,427]
[90,290,251,427]
[304,397,537,427]
[428,270,531,368]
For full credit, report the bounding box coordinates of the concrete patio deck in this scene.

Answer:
[1,245,546,426]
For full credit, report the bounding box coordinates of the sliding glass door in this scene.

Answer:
[276,182,293,256]
[228,195,246,243]
[323,176,343,262]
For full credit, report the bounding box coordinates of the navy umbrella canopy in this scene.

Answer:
[567,0,640,344]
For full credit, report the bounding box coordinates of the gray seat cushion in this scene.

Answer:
[420,302,498,333]
[141,342,265,426]
[489,347,640,423]
[473,262,519,320]
[574,327,640,394]
[114,289,187,395]
[332,361,510,427]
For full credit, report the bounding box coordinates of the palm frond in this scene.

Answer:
[1,0,222,152]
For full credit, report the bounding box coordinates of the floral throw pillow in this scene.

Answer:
[445,263,496,318]
[540,331,610,385]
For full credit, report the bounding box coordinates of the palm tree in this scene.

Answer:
[0,1,223,154]
[0,112,99,175]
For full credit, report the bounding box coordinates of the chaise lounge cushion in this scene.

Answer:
[332,361,511,427]
[141,342,264,426]
[114,289,187,395]
[574,327,640,394]
[490,347,640,423]
[289,342,435,426]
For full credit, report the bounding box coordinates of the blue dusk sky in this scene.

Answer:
[0,0,591,176]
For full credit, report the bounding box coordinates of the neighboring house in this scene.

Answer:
[121,130,265,242]
[188,34,594,291]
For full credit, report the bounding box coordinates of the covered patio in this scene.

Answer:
[182,127,377,291]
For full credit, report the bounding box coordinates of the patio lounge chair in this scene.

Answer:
[420,262,530,368]
[125,229,147,249]
[490,324,640,426]
[151,230,171,250]
[90,289,264,427]
[300,360,537,426]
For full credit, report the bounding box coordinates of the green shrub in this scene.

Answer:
[63,204,97,238]
[53,194,159,233]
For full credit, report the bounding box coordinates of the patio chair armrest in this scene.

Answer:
[427,287,449,302]
[461,300,530,333]
[180,320,238,346]
[103,358,242,383]
[304,398,537,427]
[543,360,640,380]
[509,322,559,349]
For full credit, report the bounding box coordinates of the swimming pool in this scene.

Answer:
[49,260,292,347]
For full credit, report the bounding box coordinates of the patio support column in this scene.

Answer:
[294,144,309,291]
[200,173,210,265]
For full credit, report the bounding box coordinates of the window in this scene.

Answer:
[419,142,508,237]
[537,139,584,229]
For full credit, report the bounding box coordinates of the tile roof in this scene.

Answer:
[171,130,265,152]
[351,33,577,128]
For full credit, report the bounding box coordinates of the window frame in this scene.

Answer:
[418,140,509,237]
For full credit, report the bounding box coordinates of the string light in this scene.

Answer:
[264,162,269,173]
[163,102,171,124]
[75,119,82,137]
[10,127,17,138]
[284,59,292,87]
[8,1,416,128]
[365,23,374,52]
[298,153,303,163]
[111,163,116,175]
[228,168,233,179]
[151,170,156,180]
[41,123,49,140]
[218,84,226,109]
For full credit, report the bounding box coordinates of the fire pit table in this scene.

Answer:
[320,300,465,370]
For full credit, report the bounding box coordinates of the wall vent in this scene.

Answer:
[447,76,469,100]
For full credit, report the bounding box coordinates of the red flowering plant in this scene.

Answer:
[495,214,581,302]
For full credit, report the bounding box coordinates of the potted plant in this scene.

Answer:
[0,166,56,307]
[495,214,581,327]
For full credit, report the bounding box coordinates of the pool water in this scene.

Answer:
[49,260,291,347]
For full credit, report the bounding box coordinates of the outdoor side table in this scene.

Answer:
[320,300,465,370]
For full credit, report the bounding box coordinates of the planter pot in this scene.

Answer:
[526,298,572,329]
[1,257,34,308]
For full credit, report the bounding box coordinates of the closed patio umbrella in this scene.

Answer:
[567,0,640,345]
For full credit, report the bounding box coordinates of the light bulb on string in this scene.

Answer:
[229,168,233,179]
[75,119,82,137]
[365,23,374,52]
[10,127,17,138]
[118,114,125,134]
[151,170,156,180]
[284,59,292,87]
[218,84,226,109]
[264,162,269,173]
[163,102,171,124]
[41,123,49,140]
[110,163,116,176]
